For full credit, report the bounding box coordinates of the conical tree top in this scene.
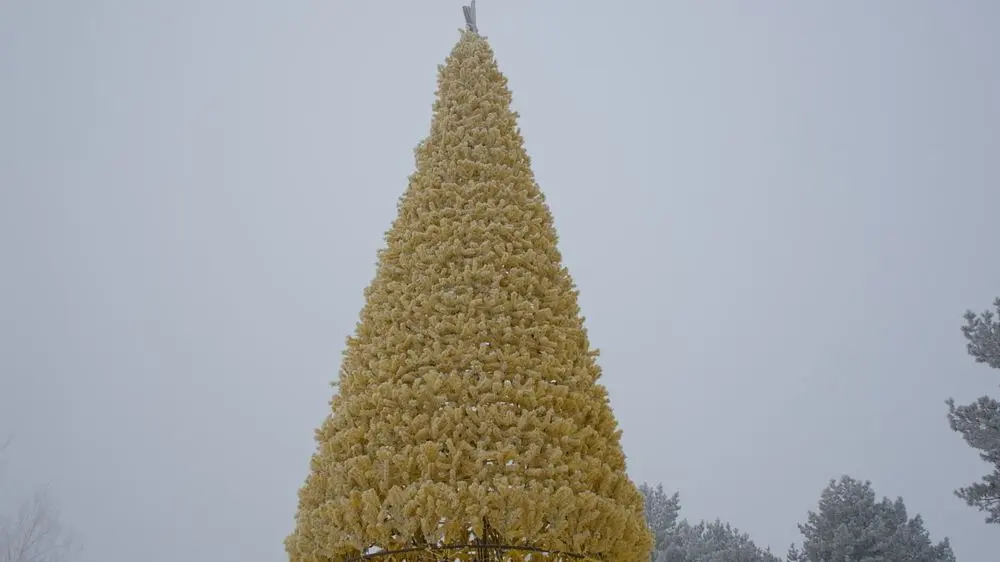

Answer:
[286,25,652,562]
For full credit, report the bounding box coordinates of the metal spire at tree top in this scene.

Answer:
[463,0,478,33]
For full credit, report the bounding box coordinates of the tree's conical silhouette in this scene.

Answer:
[286,29,651,562]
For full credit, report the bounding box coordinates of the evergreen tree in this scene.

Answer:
[946,297,1000,524]
[789,476,954,562]
[662,520,782,562]
[285,27,651,562]
[638,484,779,562]
[639,483,680,554]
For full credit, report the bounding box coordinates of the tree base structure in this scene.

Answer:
[343,519,597,562]
[348,545,596,562]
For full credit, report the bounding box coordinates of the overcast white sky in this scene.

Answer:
[2,1,998,561]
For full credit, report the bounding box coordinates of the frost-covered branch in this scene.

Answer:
[961,298,1000,369]
[946,296,1000,525]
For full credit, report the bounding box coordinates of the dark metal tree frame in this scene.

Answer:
[347,543,592,562]
[344,519,598,562]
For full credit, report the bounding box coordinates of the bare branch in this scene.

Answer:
[0,443,76,562]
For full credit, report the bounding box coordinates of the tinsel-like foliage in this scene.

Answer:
[285,30,652,562]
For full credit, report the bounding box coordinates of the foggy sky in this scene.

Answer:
[1,1,998,561]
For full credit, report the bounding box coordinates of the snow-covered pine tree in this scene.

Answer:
[284,22,651,562]
[946,297,1000,524]
[789,476,954,562]
[663,520,783,562]
[638,484,779,562]
[639,483,681,554]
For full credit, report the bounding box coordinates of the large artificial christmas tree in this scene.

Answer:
[286,7,651,562]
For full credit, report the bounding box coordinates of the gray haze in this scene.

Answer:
[1,1,998,561]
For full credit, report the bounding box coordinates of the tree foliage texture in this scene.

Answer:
[789,476,954,562]
[285,30,651,562]
[639,484,780,562]
[946,297,1000,524]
